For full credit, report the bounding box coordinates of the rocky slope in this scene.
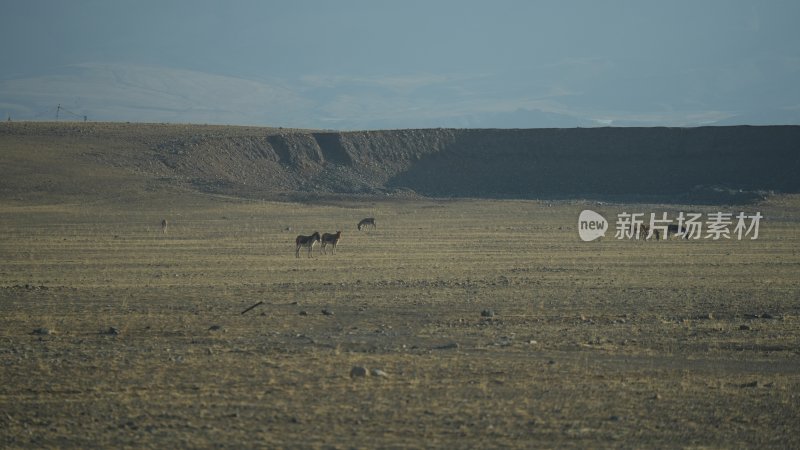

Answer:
[2,122,798,203]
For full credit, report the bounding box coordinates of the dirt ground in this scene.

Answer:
[1,194,798,448]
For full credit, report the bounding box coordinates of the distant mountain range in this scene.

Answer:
[2,63,798,129]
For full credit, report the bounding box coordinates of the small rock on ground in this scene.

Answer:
[370,368,389,378]
[350,366,368,378]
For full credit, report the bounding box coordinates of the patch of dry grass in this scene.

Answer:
[1,194,799,448]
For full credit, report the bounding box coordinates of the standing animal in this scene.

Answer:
[321,231,342,255]
[295,232,321,258]
[161,219,168,234]
[641,225,662,240]
[644,225,662,241]
[630,223,659,240]
[357,218,376,231]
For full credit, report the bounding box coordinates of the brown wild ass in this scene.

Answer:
[630,223,660,240]
[295,232,321,258]
[667,224,688,239]
[357,218,376,231]
[643,224,662,240]
[161,219,168,234]
[321,231,342,255]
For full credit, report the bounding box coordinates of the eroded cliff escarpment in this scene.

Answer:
[2,122,798,203]
[155,125,799,202]
[385,127,800,202]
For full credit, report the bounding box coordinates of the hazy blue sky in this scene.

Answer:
[1,1,799,128]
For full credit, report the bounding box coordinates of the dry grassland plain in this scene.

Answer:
[1,191,799,448]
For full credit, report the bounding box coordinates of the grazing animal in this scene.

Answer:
[161,219,168,234]
[321,231,342,255]
[357,217,376,231]
[295,232,321,258]
[667,224,688,239]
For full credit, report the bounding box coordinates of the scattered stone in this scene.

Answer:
[761,313,774,319]
[547,360,556,365]
[740,380,760,388]
[298,310,308,316]
[433,342,459,350]
[493,335,514,347]
[321,309,334,316]
[481,309,495,318]
[208,325,222,331]
[706,313,714,320]
[105,327,120,335]
[370,368,389,378]
[609,415,621,422]
[31,328,52,335]
[652,393,661,400]
[350,366,368,378]
[13,284,45,290]
[739,324,751,330]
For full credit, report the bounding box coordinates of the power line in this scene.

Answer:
[56,104,88,122]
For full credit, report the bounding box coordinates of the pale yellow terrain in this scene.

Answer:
[1,193,798,448]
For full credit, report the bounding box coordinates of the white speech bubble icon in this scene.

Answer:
[578,210,608,242]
